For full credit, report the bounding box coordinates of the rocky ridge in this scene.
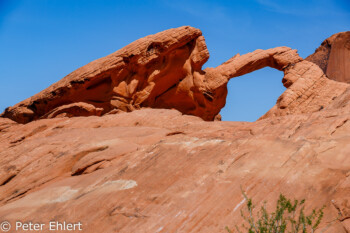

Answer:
[2,27,349,123]
[306,31,350,84]
[0,27,350,232]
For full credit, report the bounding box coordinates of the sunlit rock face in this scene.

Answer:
[1,107,350,232]
[306,31,350,84]
[0,27,350,233]
[2,27,349,123]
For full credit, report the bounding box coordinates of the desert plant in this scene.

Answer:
[226,190,325,233]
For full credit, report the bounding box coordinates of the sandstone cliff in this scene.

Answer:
[2,27,349,123]
[306,31,350,84]
[0,27,350,232]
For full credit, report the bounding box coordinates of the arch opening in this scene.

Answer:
[220,67,285,122]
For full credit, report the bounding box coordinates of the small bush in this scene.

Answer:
[226,190,325,233]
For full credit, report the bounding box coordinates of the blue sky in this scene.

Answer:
[0,0,349,121]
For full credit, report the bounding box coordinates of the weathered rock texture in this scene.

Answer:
[1,108,350,232]
[306,31,350,84]
[1,27,350,233]
[2,26,215,123]
[2,27,349,123]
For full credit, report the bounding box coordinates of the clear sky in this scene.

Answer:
[1,0,349,121]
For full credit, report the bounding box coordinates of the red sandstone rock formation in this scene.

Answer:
[1,108,350,232]
[1,26,214,123]
[306,31,350,83]
[1,27,350,233]
[2,27,349,123]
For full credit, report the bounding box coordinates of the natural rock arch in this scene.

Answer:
[205,46,348,120]
[1,26,349,123]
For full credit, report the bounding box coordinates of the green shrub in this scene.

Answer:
[226,190,325,233]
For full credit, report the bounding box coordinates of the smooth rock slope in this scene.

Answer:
[1,108,350,232]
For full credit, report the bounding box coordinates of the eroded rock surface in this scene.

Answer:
[1,26,214,123]
[2,27,349,123]
[0,108,350,232]
[1,27,350,232]
[306,31,350,83]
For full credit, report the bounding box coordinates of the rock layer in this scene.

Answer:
[1,26,214,123]
[2,27,349,123]
[1,27,350,233]
[0,108,350,232]
[306,31,350,83]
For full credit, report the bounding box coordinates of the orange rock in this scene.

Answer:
[0,108,349,232]
[2,27,349,123]
[1,26,210,123]
[42,102,103,119]
[306,31,350,83]
[0,29,350,232]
